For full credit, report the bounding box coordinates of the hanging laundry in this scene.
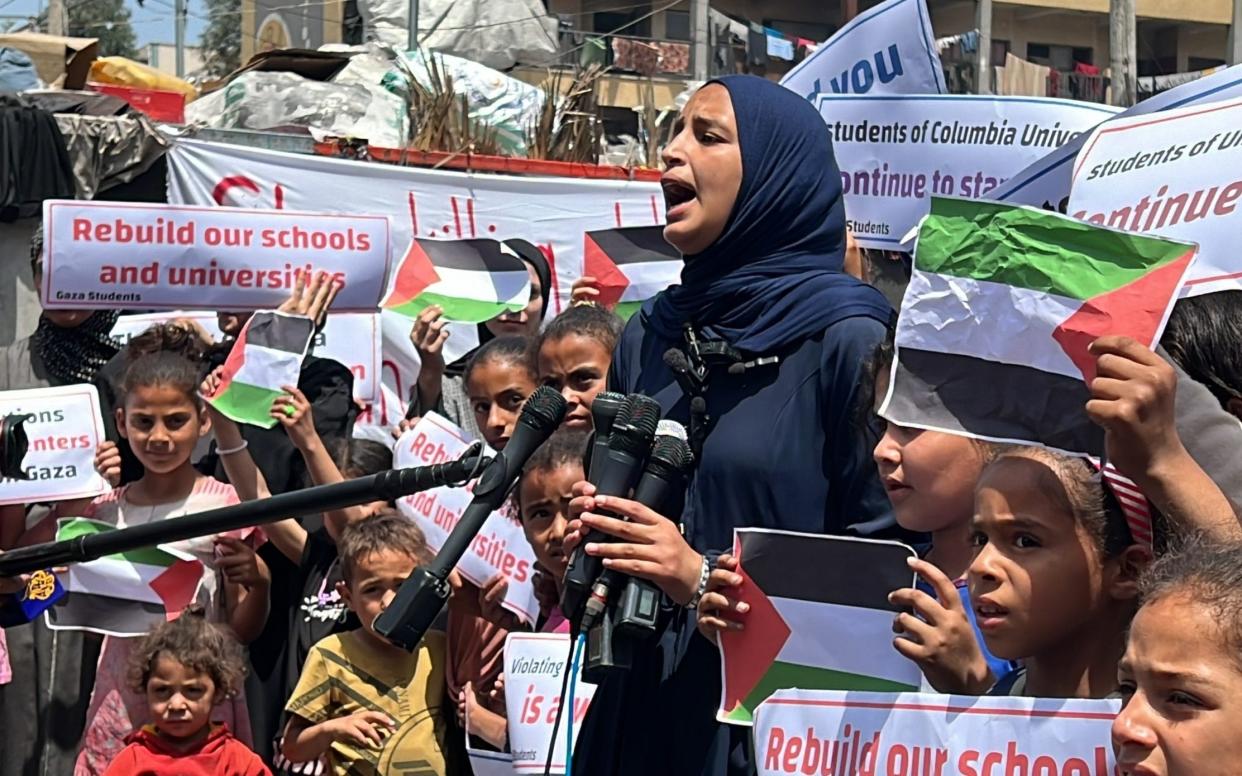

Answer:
[765,27,794,61]
[748,22,768,67]
[612,37,661,75]
[657,42,691,74]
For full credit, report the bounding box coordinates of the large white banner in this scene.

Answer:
[818,94,1119,249]
[503,633,596,774]
[1069,97,1242,297]
[993,63,1242,212]
[42,200,391,312]
[781,0,945,101]
[393,413,539,622]
[111,311,384,405]
[167,139,667,434]
[0,385,108,505]
[754,689,1118,776]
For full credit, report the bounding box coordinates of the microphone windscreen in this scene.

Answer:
[520,385,568,430]
[663,348,691,373]
[650,433,693,471]
[610,394,660,455]
[655,419,688,442]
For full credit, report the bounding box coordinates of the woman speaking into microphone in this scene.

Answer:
[564,75,900,775]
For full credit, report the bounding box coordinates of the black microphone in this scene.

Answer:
[374,386,567,650]
[561,394,661,628]
[586,392,625,481]
[0,451,491,577]
[582,421,694,631]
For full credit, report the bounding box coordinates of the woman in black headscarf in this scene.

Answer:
[406,238,552,440]
[564,76,901,776]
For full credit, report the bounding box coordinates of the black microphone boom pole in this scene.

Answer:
[0,450,491,578]
[374,386,568,651]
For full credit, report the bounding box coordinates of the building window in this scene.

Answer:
[1026,43,1093,70]
[595,9,652,37]
[665,10,690,41]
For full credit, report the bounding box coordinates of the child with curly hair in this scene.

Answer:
[103,612,270,775]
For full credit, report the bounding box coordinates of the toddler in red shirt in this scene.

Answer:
[103,611,270,776]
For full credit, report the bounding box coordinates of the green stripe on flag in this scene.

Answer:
[57,519,177,568]
[209,381,286,429]
[386,291,524,324]
[917,197,1195,301]
[724,662,918,725]
[615,300,644,321]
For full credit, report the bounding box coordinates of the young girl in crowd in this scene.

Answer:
[26,351,274,775]
[463,336,539,451]
[103,612,270,776]
[457,427,590,749]
[1113,535,1242,776]
[534,303,622,430]
[970,446,1148,698]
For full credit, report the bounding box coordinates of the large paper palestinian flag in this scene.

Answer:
[383,238,531,323]
[880,197,1197,456]
[718,529,921,726]
[45,518,204,637]
[206,311,314,429]
[583,226,681,320]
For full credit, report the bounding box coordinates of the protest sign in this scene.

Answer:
[817,94,1118,249]
[1068,97,1242,297]
[112,311,384,406]
[41,199,391,312]
[504,633,596,774]
[781,0,944,102]
[994,63,1242,212]
[718,529,919,726]
[0,385,108,505]
[753,689,1118,776]
[394,414,539,622]
[882,197,1195,456]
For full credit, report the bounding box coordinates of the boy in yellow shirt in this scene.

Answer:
[281,511,465,775]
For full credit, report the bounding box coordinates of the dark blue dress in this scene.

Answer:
[572,312,903,776]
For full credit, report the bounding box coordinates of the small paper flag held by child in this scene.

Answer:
[382,238,532,323]
[206,311,314,428]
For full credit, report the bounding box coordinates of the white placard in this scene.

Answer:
[503,632,596,774]
[818,94,1119,249]
[393,413,539,623]
[781,0,944,101]
[754,689,1118,776]
[42,200,391,312]
[111,311,384,405]
[0,385,108,505]
[994,63,1242,212]
[1069,97,1242,297]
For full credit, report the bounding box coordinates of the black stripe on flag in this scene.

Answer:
[887,348,1103,456]
[244,311,315,354]
[739,531,914,611]
[585,226,680,264]
[417,238,528,274]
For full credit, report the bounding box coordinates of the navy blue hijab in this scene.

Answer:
[645,75,891,353]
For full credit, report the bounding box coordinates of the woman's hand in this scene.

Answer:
[573,492,704,606]
[94,441,122,488]
[215,536,271,590]
[1086,336,1183,482]
[272,385,319,452]
[696,554,748,642]
[889,558,993,695]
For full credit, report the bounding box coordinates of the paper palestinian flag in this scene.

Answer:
[717,529,921,726]
[206,311,314,429]
[45,518,205,637]
[383,238,531,323]
[583,226,681,320]
[881,197,1197,456]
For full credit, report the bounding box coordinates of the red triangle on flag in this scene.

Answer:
[583,233,628,309]
[718,561,791,716]
[384,240,442,307]
[150,558,203,621]
[1052,248,1195,383]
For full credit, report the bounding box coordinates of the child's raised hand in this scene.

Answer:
[323,710,395,749]
[200,366,226,401]
[478,573,521,630]
[392,416,418,441]
[570,276,601,306]
[696,554,748,642]
[889,558,993,694]
[279,270,342,329]
[271,385,317,450]
[94,441,122,488]
[531,564,560,618]
[215,536,270,590]
[1086,336,1183,482]
[409,306,449,375]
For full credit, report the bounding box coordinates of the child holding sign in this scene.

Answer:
[970,446,1148,698]
[1113,535,1242,776]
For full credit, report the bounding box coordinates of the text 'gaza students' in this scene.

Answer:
[561,76,901,776]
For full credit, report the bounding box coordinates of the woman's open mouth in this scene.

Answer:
[662,178,697,221]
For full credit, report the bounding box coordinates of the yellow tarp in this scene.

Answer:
[88,56,198,102]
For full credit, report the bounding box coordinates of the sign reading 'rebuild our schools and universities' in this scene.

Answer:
[41,200,391,312]
[818,95,1119,250]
